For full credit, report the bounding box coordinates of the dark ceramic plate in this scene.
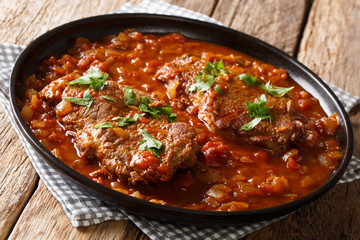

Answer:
[10,14,353,224]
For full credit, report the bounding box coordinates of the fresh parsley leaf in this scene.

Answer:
[215,85,223,94]
[94,122,113,129]
[189,61,228,92]
[260,81,294,98]
[241,94,273,131]
[138,97,177,122]
[138,129,163,159]
[238,73,260,87]
[67,69,108,90]
[100,95,115,101]
[117,117,136,127]
[238,74,294,97]
[246,94,273,120]
[240,118,262,131]
[64,90,93,108]
[189,74,215,92]
[124,86,138,105]
[157,106,172,115]
[112,113,145,127]
[204,60,228,76]
[113,113,145,127]
[123,88,177,122]
[168,113,178,123]
[157,105,177,122]
[138,129,163,149]
[111,116,122,121]
[132,113,145,121]
[139,97,159,118]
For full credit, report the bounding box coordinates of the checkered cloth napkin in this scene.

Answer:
[1,0,360,239]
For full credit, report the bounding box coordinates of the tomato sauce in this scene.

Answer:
[20,30,342,211]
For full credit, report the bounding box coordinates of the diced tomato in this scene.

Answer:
[131,151,172,182]
[195,132,208,146]
[305,130,318,146]
[286,158,301,170]
[132,150,161,170]
[157,164,172,182]
[201,141,230,166]
[314,113,339,136]
[90,60,108,72]
[296,99,312,111]
[253,151,269,162]
[259,176,289,195]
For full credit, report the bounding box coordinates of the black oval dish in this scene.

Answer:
[10,14,353,225]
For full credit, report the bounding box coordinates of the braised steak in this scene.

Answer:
[40,74,198,185]
[156,54,304,154]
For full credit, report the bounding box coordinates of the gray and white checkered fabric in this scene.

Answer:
[113,0,223,25]
[0,0,359,239]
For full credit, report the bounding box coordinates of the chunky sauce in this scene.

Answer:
[20,30,342,211]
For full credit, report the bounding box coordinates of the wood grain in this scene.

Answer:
[0,106,38,240]
[297,0,360,97]
[212,0,307,55]
[297,0,360,157]
[8,181,150,240]
[0,0,140,45]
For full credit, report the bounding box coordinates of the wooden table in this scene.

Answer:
[1,0,359,239]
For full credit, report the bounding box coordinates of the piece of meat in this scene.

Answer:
[39,71,81,104]
[40,76,198,185]
[155,54,304,154]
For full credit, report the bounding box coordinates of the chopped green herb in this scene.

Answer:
[241,94,273,131]
[168,113,178,123]
[238,73,261,87]
[240,118,262,131]
[138,97,177,122]
[112,113,145,127]
[67,69,108,90]
[156,106,177,122]
[100,95,115,101]
[260,81,294,98]
[138,129,164,159]
[139,97,158,118]
[132,113,145,121]
[64,90,93,108]
[238,74,294,97]
[189,61,228,92]
[94,122,113,129]
[111,116,122,121]
[215,85,224,94]
[157,106,172,115]
[188,73,215,92]
[117,117,136,127]
[204,61,228,76]
[123,88,177,122]
[124,86,138,105]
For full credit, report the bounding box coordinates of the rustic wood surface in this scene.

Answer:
[0,0,359,239]
[0,110,38,240]
[212,0,306,55]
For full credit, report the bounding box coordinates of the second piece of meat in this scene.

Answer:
[155,54,304,155]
